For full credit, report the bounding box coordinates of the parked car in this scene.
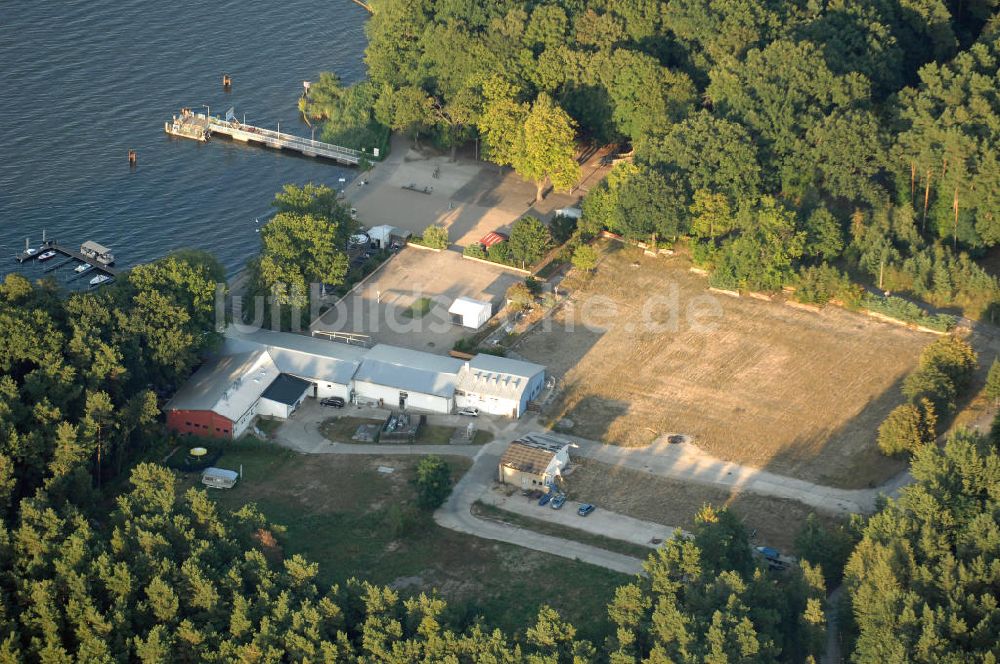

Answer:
[457,407,479,417]
[320,397,345,408]
[577,503,596,517]
[550,494,566,510]
[538,492,552,507]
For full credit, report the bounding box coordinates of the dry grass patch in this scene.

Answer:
[518,243,926,488]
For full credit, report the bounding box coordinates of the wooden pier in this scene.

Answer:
[48,242,118,276]
[166,108,364,165]
[19,240,118,276]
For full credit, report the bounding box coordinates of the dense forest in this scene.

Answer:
[305,0,1000,319]
[0,0,999,661]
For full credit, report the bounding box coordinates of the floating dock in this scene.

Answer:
[165,107,363,165]
[15,240,117,277]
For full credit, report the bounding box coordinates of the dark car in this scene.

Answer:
[577,503,596,517]
[538,492,552,507]
[320,397,346,408]
[550,494,567,510]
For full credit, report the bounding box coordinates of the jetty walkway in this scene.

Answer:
[165,108,363,165]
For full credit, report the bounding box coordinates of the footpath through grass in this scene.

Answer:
[190,440,625,643]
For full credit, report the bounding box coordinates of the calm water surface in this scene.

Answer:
[0,0,368,279]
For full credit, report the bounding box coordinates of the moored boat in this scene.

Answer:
[74,262,92,273]
[89,274,111,287]
[37,250,57,261]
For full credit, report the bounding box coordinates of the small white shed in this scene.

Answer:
[448,297,493,329]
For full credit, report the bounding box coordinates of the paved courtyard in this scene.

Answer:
[347,134,612,247]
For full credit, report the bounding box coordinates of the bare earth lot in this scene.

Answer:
[517,244,928,488]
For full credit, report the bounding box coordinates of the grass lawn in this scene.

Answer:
[320,416,377,442]
[402,296,433,319]
[472,501,652,559]
[189,440,626,643]
[256,418,283,436]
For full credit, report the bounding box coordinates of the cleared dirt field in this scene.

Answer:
[517,243,927,488]
[564,458,841,553]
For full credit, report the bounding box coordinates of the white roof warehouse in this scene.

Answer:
[165,329,546,438]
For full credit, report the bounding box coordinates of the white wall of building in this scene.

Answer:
[455,392,519,417]
[312,380,351,400]
[544,447,570,478]
[256,398,291,419]
[354,380,452,413]
[455,370,546,417]
[232,403,259,439]
[517,372,547,416]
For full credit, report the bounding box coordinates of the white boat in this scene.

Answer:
[23,247,38,257]
[37,250,57,261]
[74,262,92,273]
[89,274,111,286]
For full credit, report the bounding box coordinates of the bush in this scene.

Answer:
[903,365,958,416]
[415,224,449,250]
[860,293,957,331]
[900,336,977,418]
[487,240,515,265]
[571,244,599,272]
[793,264,862,306]
[508,216,552,268]
[917,335,977,390]
[506,283,534,311]
[463,243,486,259]
[877,401,936,456]
[413,456,452,510]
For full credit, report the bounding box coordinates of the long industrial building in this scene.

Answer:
[165,328,546,439]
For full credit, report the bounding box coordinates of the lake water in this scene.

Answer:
[0,0,369,280]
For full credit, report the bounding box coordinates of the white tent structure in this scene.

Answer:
[448,297,492,329]
[368,224,410,248]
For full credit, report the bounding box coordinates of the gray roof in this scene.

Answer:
[229,329,367,385]
[260,374,313,405]
[355,344,464,398]
[469,354,545,380]
[165,349,279,420]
